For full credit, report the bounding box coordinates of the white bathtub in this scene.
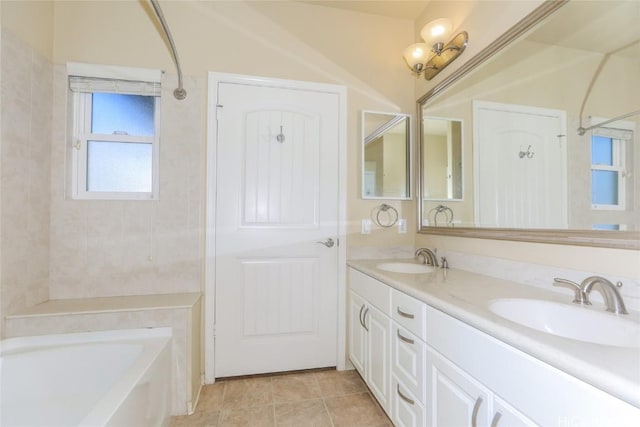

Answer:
[0,328,172,427]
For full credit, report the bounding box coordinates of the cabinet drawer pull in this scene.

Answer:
[396,384,415,405]
[490,411,502,427]
[358,304,366,328]
[397,329,415,344]
[396,307,415,319]
[471,396,483,427]
[362,307,369,332]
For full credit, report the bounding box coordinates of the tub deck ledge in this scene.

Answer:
[5,292,201,319]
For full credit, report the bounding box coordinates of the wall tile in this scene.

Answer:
[1,28,51,333]
[48,73,203,298]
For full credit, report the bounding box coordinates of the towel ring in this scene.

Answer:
[429,204,454,226]
[374,204,399,228]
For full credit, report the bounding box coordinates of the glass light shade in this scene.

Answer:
[403,43,429,69]
[420,18,453,47]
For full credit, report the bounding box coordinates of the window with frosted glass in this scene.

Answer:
[591,136,613,166]
[70,82,160,199]
[590,134,624,209]
[84,93,156,194]
[87,141,153,192]
[591,170,618,205]
[91,93,155,136]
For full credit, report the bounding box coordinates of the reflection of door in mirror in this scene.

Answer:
[423,117,463,200]
[362,111,411,199]
[473,101,567,229]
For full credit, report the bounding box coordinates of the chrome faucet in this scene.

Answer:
[415,248,439,267]
[580,276,628,315]
[553,276,628,314]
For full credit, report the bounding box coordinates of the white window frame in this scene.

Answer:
[590,118,634,211]
[68,63,162,200]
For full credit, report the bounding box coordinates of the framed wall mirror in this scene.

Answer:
[418,0,640,249]
[362,110,412,200]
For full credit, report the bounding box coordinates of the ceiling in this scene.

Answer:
[527,0,640,57]
[299,0,429,20]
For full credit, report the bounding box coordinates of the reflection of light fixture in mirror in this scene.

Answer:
[403,18,468,80]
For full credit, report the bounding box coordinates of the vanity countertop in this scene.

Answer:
[347,259,640,409]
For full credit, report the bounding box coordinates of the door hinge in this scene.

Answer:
[215,104,223,120]
[212,324,216,337]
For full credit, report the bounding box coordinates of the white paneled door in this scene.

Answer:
[473,101,567,229]
[212,78,341,377]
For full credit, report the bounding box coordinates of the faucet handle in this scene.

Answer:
[553,278,590,305]
[441,257,449,269]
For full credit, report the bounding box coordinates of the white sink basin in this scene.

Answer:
[376,262,435,274]
[489,298,640,348]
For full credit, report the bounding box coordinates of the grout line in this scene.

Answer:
[321,397,336,427]
[313,371,336,427]
[269,377,277,427]
[216,380,227,425]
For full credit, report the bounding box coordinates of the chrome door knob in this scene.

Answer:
[316,238,335,248]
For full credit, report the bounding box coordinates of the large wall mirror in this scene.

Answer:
[418,0,639,249]
[362,111,412,199]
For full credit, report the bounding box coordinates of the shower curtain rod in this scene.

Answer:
[578,110,640,136]
[576,39,639,135]
[150,0,186,100]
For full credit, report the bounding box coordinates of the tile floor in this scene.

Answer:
[170,369,393,427]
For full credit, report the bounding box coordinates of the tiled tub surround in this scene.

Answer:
[48,65,203,300]
[4,292,202,416]
[348,259,640,413]
[1,328,172,426]
[0,27,52,338]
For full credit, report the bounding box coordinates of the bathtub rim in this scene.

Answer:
[0,327,172,355]
[1,327,173,427]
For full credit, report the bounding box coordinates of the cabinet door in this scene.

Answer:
[366,304,392,412]
[349,291,367,375]
[492,396,538,427]
[426,347,491,427]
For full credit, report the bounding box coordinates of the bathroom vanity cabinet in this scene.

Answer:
[347,266,640,427]
[426,308,538,427]
[349,270,392,412]
[350,268,428,425]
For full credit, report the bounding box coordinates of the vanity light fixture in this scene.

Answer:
[403,18,468,80]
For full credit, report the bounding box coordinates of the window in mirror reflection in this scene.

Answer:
[362,111,411,199]
[591,133,626,210]
[422,117,463,200]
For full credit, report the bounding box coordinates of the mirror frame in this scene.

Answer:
[417,0,639,250]
[361,110,413,200]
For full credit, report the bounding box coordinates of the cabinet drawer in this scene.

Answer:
[392,324,426,405]
[349,268,391,315]
[392,376,425,427]
[392,290,427,340]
